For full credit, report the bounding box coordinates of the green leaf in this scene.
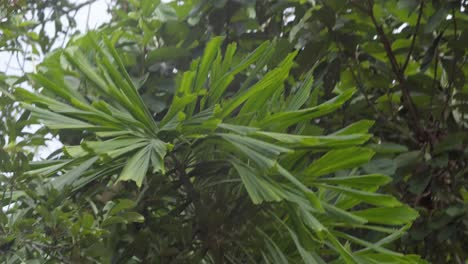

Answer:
[332,231,403,257]
[218,123,259,135]
[362,158,397,175]
[117,146,152,187]
[316,174,392,189]
[23,104,98,130]
[258,228,289,264]
[17,88,124,130]
[287,69,314,111]
[160,94,197,127]
[397,0,419,13]
[27,160,73,177]
[424,7,448,33]
[102,216,127,227]
[81,213,95,229]
[194,36,225,92]
[318,183,401,207]
[277,166,324,212]
[121,212,145,223]
[63,47,110,95]
[356,253,428,264]
[28,73,88,105]
[326,232,359,264]
[332,120,375,135]
[353,206,419,225]
[255,131,371,149]
[220,52,297,118]
[367,143,409,154]
[146,46,190,63]
[185,36,225,115]
[239,51,297,115]
[302,147,375,181]
[83,137,147,155]
[155,3,178,21]
[208,41,272,105]
[323,203,368,225]
[51,157,99,190]
[101,35,158,132]
[149,139,169,174]
[231,160,284,204]
[299,206,326,232]
[258,89,356,130]
[219,133,291,163]
[285,222,324,263]
[108,199,136,216]
[141,0,158,16]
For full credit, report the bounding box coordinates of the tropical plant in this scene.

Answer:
[2,0,467,262]
[151,0,468,262]
[0,31,426,263]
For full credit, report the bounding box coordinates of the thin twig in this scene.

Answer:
[402,0,424,73]
[170,154,200,206]
[429,46,439,108]
[70,0,96,12]
[368,7,401,78]
[440,8,459,123]
[4,52,13,72]
[85,1,92,31]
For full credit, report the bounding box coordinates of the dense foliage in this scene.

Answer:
[1,0,467,263]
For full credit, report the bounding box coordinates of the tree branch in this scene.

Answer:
[440,8,459,123]
[402,0,424,73]
[364,0,424,138]
[170,154,201,207]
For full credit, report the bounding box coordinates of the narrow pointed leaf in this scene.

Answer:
[258,89,356,130]
[52,157,99,190]
[316,174,392,189]
[353,206,419,225]
[302,147,375,182]
[317,183,401,207]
